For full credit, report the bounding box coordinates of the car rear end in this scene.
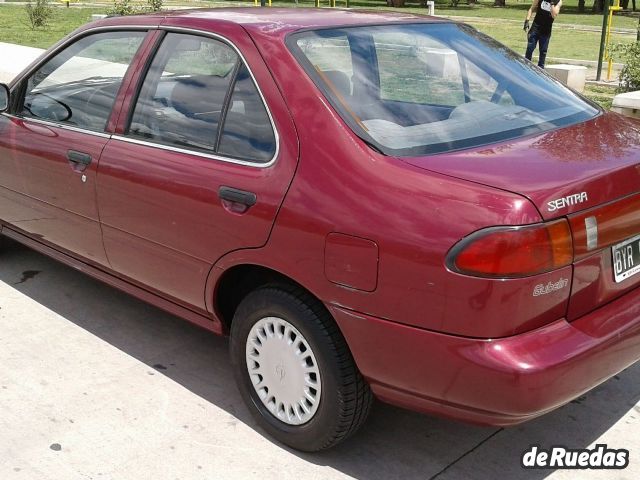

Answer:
[332,140,640,423]
[346,114,640,422]
[282,17,640,423]
[345,114,640,423]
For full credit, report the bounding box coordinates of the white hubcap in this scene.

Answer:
[246,317,322,425]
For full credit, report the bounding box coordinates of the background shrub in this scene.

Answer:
[612,42,640,93]
[147,0,163,12]
[108,0,162,15]
[108,0,136,16]
[25,0,53,30]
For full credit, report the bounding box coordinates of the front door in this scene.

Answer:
[0,30,149,266]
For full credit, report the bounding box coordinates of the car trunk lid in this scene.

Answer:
[398,113,640,221]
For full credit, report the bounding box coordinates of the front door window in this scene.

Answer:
[21,31,146,132]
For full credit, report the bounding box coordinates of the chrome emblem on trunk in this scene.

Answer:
[547,192,588,212]
[533,278,569,296]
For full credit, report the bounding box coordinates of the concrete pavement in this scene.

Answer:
[1,235,640,480]
[0,42,43,84]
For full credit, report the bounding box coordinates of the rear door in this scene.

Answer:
[97,26,298,310]
[0,30,150,266]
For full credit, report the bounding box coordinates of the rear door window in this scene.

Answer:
[129,33,238,153]
[128,32,276,163]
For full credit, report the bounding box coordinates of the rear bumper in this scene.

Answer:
[329,286,640,426]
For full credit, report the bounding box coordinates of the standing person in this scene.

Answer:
[523,0,562,68]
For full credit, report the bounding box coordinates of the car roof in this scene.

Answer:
[98,8,447,36]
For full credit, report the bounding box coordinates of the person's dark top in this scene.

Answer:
[532,0,560,35]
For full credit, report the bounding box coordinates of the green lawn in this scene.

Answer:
[253,0,640,29]
[0,5,105,48]
[468,20,633,60]
[583,83,618,108]
[1,0,637,58]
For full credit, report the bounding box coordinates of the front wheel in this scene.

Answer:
[230,284,372,451]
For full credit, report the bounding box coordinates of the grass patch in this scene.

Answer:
[583,83,617,109]
[254,0,640,30]
[467,20,633,60]
[0,4,106,48]
[227,0,638,61]
[0,0,636,62]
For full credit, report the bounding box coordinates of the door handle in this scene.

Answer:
[67,150,92,167]
[218,186,257,207]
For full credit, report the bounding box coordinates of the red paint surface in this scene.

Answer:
[1,9,640,426]
[331,282,640,424]
[324,233,379,292]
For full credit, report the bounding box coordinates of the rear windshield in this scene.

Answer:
[288,23,599,156]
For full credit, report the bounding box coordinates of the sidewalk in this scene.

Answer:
[0,42,44,83]
[1,237,639,480]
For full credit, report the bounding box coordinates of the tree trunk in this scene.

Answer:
[494,0,506,6]
[578,0,585,12]
[620,0,629,8]
[591,0,604,13]
[387,0,405,6]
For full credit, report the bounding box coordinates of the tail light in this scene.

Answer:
[447,219,573,278]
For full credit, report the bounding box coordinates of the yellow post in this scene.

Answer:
[254,0,258,6]
[604,0,622,81]
[315,0,320,6]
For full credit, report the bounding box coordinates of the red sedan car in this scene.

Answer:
[1,8,640,451]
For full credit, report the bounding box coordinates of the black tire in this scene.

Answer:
[230,284,373,451]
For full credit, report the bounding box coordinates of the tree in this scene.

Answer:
[592,0,605,13]
[494,0,506,6]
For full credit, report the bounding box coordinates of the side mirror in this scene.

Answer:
[0,84,8,113]
[24,93,72,122]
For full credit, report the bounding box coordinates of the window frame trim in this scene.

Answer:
[120,26,280,168]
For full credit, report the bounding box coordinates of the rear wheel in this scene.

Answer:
[230,284,372,451]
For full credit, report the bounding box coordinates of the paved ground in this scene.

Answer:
[0,43,43,84]
[1,234,640,480]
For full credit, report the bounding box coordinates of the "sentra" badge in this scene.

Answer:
[547,192,588,212]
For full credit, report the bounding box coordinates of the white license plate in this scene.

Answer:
[612,234,640,283]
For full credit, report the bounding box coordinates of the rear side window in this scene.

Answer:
[219,63,276,163]
[21,31,146,132]
[297,35,353,99]
[128,32,276,163]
